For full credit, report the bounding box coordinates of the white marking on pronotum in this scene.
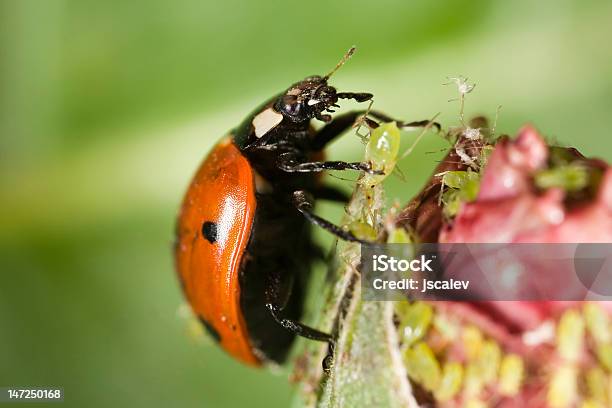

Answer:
[307,99,321,106]
[252,108,283,138]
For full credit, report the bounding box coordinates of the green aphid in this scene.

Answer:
[347,220,378,241]
[360,122,401,187]
[435,362,463,402]
[442,170,480,189]
[549,146,581,166]
[465,399,487,408]
[479,145,495,169]
[403,341,441,392]
[596,343,612,372]
[433,314,460,341]
[498,354,524,396]
[581,399,605,408]
[386,227,413,244]
[396,302,433,346]
[463,326,484,361]
[463,362,484,398]
[440,170,480,218]
[556,309,584,363]
[442,189,462,218]
[535,163,589,192]
[547,365,578,408]
[461,178,480,201]
[584,303,611,344]
[476,340,501,385]
[586,367,608,404]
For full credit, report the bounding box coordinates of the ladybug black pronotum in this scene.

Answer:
[175,48,433,366]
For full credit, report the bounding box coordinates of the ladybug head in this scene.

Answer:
[274,47,373,124]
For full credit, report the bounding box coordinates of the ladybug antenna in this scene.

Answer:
[324,46,356,80]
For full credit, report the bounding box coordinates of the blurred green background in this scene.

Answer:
[1,0,611,407]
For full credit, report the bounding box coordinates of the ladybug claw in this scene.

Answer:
[360,162,385,175]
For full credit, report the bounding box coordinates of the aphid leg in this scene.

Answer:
[367,110,441,132]
[444,76,476,126]
[490,105,502,139]
[353,100,377,141]
[372,113,439,130]
[278,152,383,175]
[400,112,441,160]
[292,190,368,243]
[311,110,375,150]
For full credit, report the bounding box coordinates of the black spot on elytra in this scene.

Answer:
[201,221,218,243]
[199,317,221,343]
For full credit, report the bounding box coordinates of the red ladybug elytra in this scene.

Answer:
[174,48,434,366]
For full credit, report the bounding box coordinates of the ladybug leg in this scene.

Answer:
[336,92,373,102]
[264,269,333,343]
[278,152,383,175]
[265,303,333,343]
[311,110,441,151]
[310,110,368,151]
[267,301,337,371]
[368,110,442,132]
[306,186,352,259]
[292,190,368,243]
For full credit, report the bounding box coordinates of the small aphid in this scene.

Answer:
[463,126,482,140]
[584,303,611,344]
[463,362,485,398]
[547,365,578,408]
[596,343,612,371]
[400,113,440,160]
[445,75,476,124]
[435,362,464,402]
[437,169,480,216]
[535,163,590,192]
[396,302,434,346]
[462,326,484,361]
[498,354,524,396]
[464,399,487,408]
[476,340,501,385]
[403,342,442,392]
[454,142,478,169]
[360,121,402,186]
[585,367,607,403]
[446,75,476,96]
[556,309,584,363]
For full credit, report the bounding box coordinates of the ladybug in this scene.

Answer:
[175,48,435,366]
